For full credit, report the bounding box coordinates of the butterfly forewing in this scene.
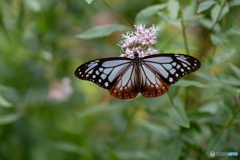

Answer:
[74,57,132,89]
[142,54,201,85]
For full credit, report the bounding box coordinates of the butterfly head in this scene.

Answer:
[134,52,139,57]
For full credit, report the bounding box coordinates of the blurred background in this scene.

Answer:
[0,0,240,159]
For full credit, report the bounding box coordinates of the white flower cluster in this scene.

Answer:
[119,24,159,58]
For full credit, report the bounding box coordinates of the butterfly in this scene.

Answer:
[75,52,201,99]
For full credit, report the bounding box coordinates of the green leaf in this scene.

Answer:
[211,3,229,22]
[0,113,21,125]
[175,79,209,88]
[219,76,240,86]
[207,132,227,154]
[230,0,240,7]
[116,150,150,159]
[228,25,240,35]
[23,0,42,12]
[135,118,168,135]
[167,0,180,20]
[0,95,12,107]
[188,112,211,121]
[197,1,216,13]
[168,105,190,128]
[230,63,240,79]
[77,103,124,117]
[76,24,128,39]
[85,0,93,4]
[183,0,197,21]
[135,4,166,22]
[195,71,218,82]
[210,34,228,51]
[107,149,123,160]
[200,18,221,32]
[162,137,182,160]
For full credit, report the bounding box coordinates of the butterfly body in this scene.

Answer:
[75,53,201,99]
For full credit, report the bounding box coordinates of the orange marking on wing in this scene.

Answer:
[108,79,138,100]
[141,73,170,98]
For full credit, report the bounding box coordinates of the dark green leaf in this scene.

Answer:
[162,137,182,160]
[135,4,166,22]
[230,63,240,79]
[207,132,227,154]
[0,113,21,125]
[197,1,216,13]
[135,118,168,134]
[188,112,211,121]
[76,24,128,39]
[168,105,190,128]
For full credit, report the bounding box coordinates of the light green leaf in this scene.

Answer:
[162,137,182,160]
[0,95,12,107]
[23,0,42,12]
[195,71,218,82]
[167,0,180,20]
[175,79,209,88]
[0,113,21,125]
[230,0,240,7]
[210,34,228,51]
[183,0,197,21]
[85,0,93,4]
[230,63,240,79]
[200,18,221,32]
[219,76,240,86]
[197,1,215,13]
[228,25,240,35]
[135,4,166,22]
[168,105,189,128]
[207,132,227,154]
[76,24,128,39]
[135,118,168,135]
[50,141,87,154]
[211,3,229,22]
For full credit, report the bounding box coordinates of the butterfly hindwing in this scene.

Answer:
[108,65,139,99]
[75,57,132,89]
[142,54,201,84]
[139,63,170,98]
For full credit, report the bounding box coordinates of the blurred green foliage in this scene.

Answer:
[0,0,240,160]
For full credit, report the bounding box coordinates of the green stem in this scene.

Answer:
[177,0,189,55]
[101,0,133,28]
[224,104,240,130]
[199,0,228,59]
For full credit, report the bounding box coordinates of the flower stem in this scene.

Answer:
[101,0,133,28]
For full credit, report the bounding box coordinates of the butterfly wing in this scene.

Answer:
[108,64,139,99]
[142,54,201,84]
[74,57,133,89]
[139,64,170,98]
